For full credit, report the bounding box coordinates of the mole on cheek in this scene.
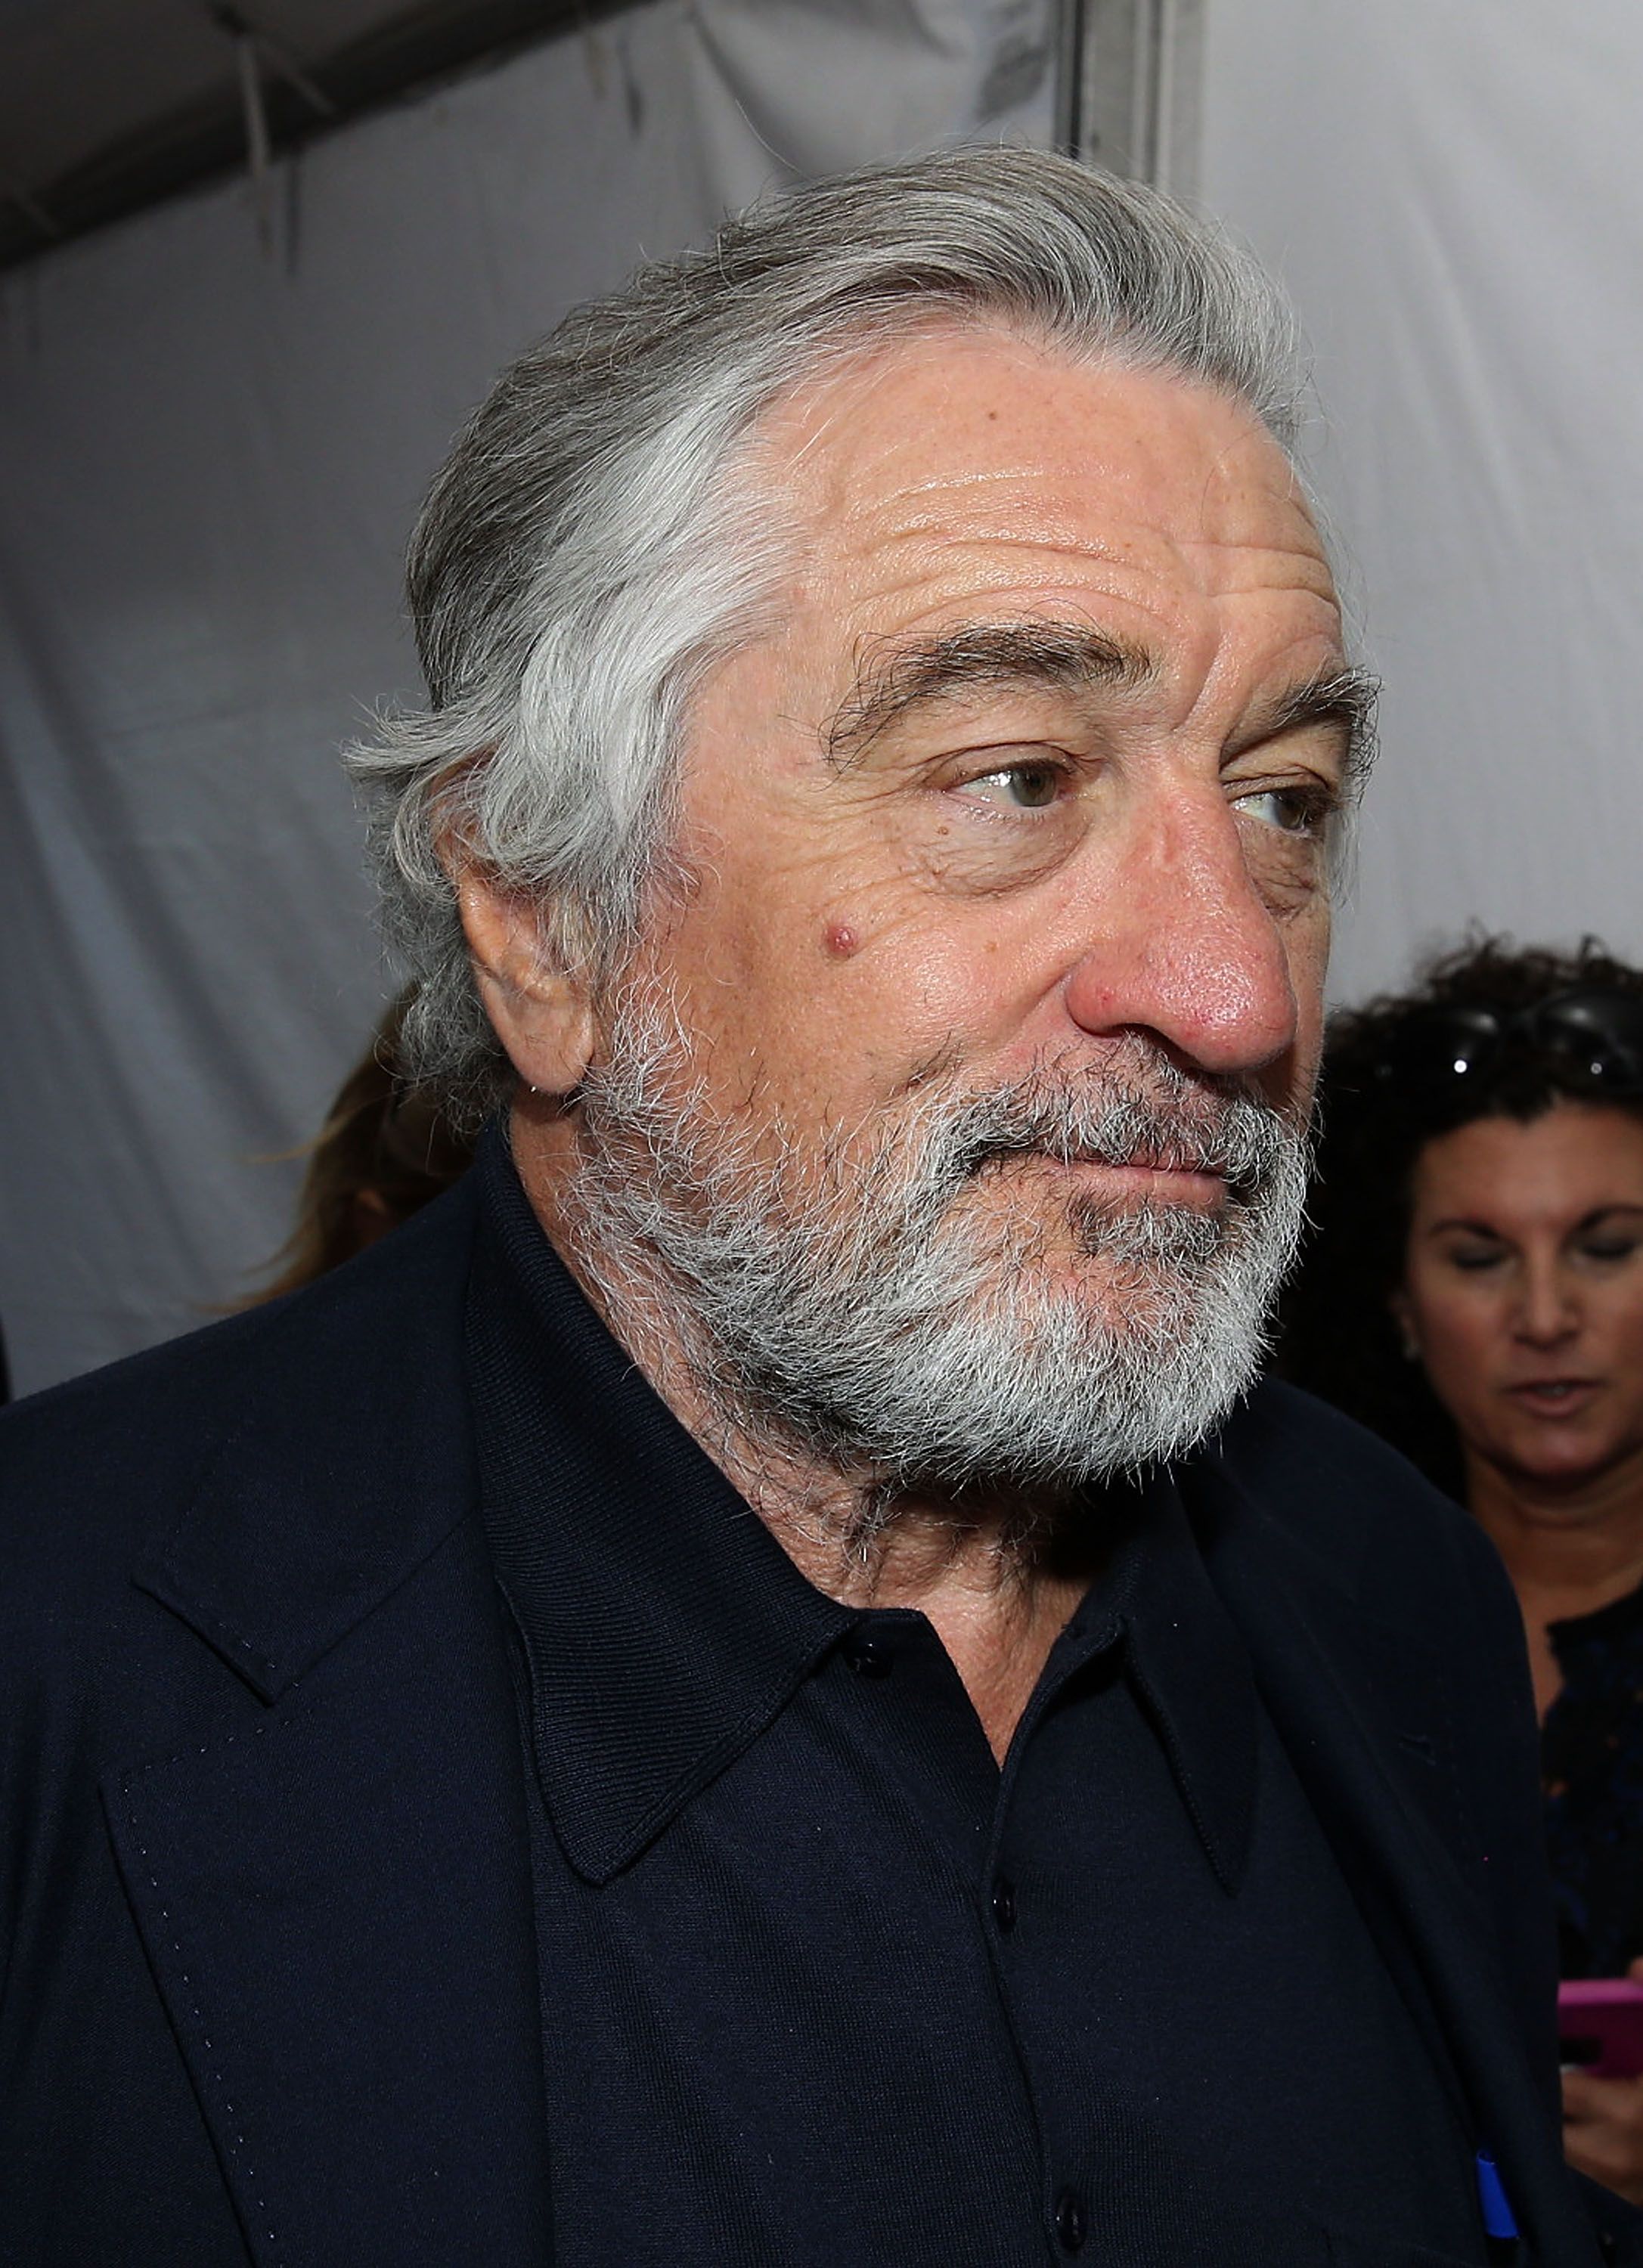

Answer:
[822,920,861,959]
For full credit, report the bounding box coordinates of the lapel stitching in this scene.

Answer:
[106,1700,331,2268]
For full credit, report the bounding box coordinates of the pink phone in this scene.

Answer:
[1558,1979,1643,2077]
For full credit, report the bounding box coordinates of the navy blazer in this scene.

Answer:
[0,1175,1637,2267]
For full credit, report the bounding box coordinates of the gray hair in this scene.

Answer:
[347,145,1309,1121]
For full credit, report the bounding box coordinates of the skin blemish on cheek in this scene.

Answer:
[823,919,862,959]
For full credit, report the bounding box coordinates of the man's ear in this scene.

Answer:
[451,862,596,1100]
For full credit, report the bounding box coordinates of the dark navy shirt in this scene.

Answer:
[467,1133,1490,2267]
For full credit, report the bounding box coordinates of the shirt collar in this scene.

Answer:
[467,1127,1258,1894]
[466,1127,852,1883]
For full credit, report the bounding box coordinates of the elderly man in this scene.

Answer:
[1,150,1632,2268]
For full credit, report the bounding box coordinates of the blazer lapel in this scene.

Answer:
[1187,1459,1595,2267]
[104,1191,553,2268]
[108,1516,550,2268]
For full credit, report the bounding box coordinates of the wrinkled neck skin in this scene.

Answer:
[512,1095,1096,1760]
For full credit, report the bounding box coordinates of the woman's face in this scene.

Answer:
[1397,1103,1643,1491]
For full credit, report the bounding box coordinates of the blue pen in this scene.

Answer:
[1476,2150,1521,2264]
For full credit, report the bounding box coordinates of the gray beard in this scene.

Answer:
[563,978,1311,1507]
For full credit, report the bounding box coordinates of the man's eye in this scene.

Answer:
[1231,785,1327,836]
[1580,1237,1640,1264]
[966,764,1062,811]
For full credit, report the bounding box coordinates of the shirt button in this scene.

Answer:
[990,1877,1017,1933]
[842,1631,892,1678]
[1054,2189,1088,2253]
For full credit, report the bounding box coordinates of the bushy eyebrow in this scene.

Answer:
[825,623,1157,766]
[823,621,1379,785]
[1232,666,1381,788]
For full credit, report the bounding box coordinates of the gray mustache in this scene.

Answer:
[938,1077,1291,1203]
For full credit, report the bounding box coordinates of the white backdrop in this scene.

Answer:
[0,0,1054,1393]
[1198,0,1643,1003]
[7,0,1643,1395]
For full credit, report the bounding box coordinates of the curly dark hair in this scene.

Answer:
[1273,934,1643,1498]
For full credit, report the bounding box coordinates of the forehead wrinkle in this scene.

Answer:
[1139,594,1356,770]
[826,621,1158,767]
[836,507,1335,614]
[840,479,1322,550]
[852,460,1119,517]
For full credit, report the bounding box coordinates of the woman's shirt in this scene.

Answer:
[1544,1581,1643,1975]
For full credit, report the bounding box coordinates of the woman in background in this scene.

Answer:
[256,988,474,1300]
[1278,937,1643,2201]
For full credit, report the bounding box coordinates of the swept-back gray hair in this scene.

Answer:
[347,145,1307,1120]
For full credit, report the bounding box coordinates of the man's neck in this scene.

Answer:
[512,1107,1091,1759]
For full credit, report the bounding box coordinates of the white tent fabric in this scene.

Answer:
[0,0,1054,1394]
[1197,0,1643,1005]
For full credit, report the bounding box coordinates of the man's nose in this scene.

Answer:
[1059,792,1300,1079]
